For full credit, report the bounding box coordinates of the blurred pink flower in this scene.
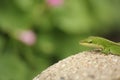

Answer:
[18,30,36,46]
[46,0,64,7]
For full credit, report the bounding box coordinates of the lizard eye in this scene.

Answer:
[88,40,92,43]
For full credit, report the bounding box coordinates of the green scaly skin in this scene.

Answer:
[80,36,120,56]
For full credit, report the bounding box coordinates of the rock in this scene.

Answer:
[33,51,120,80]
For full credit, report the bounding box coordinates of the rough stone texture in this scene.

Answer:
[33,51,120,80]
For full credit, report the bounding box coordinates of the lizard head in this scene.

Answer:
[80,36,103,49]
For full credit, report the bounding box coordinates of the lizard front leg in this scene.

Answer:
[102,48,111,55]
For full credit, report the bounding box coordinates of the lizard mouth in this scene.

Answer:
[80,42,94,47]
[80,42,103,49]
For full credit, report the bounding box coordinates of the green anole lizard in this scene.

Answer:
[80,36,120,55]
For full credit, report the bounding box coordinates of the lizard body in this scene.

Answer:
[80,36,120,55]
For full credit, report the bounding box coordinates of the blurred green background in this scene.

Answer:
[0,0,120,80]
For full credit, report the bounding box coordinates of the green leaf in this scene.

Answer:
[0,54,28,80]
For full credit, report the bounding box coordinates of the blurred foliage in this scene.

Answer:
[0,0,120,80]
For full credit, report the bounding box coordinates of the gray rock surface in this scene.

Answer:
[33,51,120,80]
